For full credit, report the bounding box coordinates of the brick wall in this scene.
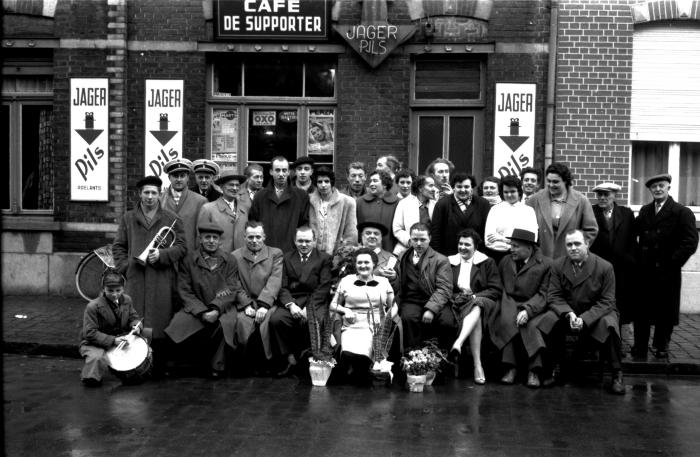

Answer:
[128,0,206,41]
[554,0,634,201]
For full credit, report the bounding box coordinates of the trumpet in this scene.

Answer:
[136,220,177,266]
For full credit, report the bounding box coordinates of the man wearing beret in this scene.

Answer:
[112,175,187,377]
[589,182,637,329]
[191,159,222,202]
[198,170,249,253]
[160,158,207,252]
[165,222,240,378]
[633,174,698,359]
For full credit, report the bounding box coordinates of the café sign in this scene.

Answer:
[215,0,328,40]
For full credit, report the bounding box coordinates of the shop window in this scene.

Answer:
[631,141,700,208]
[2,61,54,213]
[211,55,336,98]
[209,54,337,174]
[412,56,484,105]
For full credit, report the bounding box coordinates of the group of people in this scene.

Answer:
[79,154,698,396]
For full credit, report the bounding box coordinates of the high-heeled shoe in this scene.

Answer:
[473,365,486,385]
[449,347,461,364]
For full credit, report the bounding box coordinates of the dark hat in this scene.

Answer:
[198,221,224,235]
[101,270,125,287]
[164,157,193,175]
[645,173,672,188]
[192,159,220,176]
[592,182,621,193]
[507,228,538,245]
[357,221,388,237]
[136,175,163,188]
[294,156,315,168]
[215,169,246,186]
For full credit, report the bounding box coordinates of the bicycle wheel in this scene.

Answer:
[75,251,105,301]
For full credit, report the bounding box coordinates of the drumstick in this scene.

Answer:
[115,319,143,351]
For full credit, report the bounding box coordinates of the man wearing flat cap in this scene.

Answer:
[589,182,637,328]
[160,157,207,252]
[490,228,553,388]
[191,159,222,202]
[112,175,187,377]
[633,174,698,359]
[165,221,241,378]
[198,170,249,253]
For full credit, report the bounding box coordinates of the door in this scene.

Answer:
[411,110,484,175]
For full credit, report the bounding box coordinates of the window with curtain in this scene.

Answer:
[631,141,699,207]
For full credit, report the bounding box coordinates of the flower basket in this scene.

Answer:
[308,357,335,386]
[400,339,447,391]
[407,374,427,392]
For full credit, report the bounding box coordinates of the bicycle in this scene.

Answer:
[75,245,115,301]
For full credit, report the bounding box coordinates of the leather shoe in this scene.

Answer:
[654,349,669,359]
[500,367,516,385]
[610,371,625,395]
[82,378,102,387]
[526,371,540,388]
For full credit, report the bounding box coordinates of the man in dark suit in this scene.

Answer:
[269,226,333,376]
[589,182,637,326]
[633,174,698,359]
[537,229,625,394]
[250,156,311,253]
[430,173,491,256]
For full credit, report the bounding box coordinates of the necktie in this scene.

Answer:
[301,254,308,263]
[354,280,378,287]
[516,260,525,272]
[655,202,662,214]
[419,204,430,225]
[412,252,420,265]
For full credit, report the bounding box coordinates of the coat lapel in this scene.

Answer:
[534,192,553,233]
[563,256,593,288]
[557,191,578,236]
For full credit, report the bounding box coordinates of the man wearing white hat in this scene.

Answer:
[589,182,637,329]
[191,159,222,202]
[633,174,698,359]
[161,157,207,252]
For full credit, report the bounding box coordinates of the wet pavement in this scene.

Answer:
[4,354,700,457]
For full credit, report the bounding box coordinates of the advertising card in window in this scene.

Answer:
[308,109,334,156]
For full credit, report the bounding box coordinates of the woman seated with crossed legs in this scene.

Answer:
[448,229,502,384]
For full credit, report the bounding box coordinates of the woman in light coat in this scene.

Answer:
[308,167,358,256]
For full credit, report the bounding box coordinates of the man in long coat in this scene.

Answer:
[221,221,283,373]
[633,173,698,359]
[490,228,552,388]
[536,229,624,394]
[198,170,249,253]
[112,175,187,375]
[269,226,333,376]
[165,222,240,377]
[250,156,310,253]
[589,182,637,325]
[160,158,207,252]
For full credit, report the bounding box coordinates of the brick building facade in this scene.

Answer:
[2,0,698,308]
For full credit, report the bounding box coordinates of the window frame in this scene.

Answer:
[206,54,338,171]
[3,97,54,215]
[410,55,486,107]
[629,141,700,217]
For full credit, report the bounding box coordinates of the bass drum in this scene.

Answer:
[106,335,153,384]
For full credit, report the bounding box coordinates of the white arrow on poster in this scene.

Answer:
[493,83,536,179]
[144,79,184,180]
[70,78,109,201]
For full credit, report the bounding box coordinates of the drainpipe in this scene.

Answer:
[544,0,558,168]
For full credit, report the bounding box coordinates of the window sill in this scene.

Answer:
[1,215,60,232]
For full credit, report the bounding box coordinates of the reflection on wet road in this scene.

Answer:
[4,355,700,456]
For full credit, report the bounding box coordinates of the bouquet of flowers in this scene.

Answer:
[400,339,447,375]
